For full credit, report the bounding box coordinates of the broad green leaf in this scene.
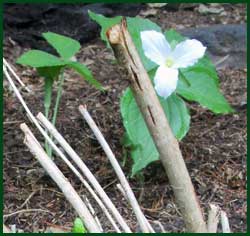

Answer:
[16,50,67,68]
[42,32,81,59]
[67,61,103,90]
[72,218,87,233]
[177,65,234,114]
[37,66,63,80]
[121,88,190,175]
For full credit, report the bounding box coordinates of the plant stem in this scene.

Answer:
[47,72,65,157]
[52,72,65,126]
[44,77,53,155]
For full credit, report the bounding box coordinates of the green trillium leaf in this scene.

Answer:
[42,32,81,60]
[16,50,67,68]
[121,88,190,175]
[67,61,103,90]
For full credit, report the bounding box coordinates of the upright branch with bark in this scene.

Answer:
[106,19,207,233]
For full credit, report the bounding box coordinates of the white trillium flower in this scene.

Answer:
[141,30,206,99]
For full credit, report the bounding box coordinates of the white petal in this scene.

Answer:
[141,30,171,65]
[171,39,206,69]
[154,66,179,99]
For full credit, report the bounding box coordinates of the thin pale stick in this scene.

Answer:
[83,196,103,232]
[3,58,31,92]
[79,105,154,233]
[207,204,220,233]
[220,210,231,233]
[3,66,121,232]
[116,184,128,201]
[20,123,101,233]
[3,208,53,218]
[36,112,131,233]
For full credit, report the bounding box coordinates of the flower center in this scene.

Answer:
[165,57,174,67]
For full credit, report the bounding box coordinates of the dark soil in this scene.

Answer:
[3,4,246,233]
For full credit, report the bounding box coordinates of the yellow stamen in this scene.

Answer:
[166,57,174,67]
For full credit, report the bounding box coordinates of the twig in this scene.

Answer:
[214,55,230,67]
[83,196,103,232]
[220,210,231,233]
[3,208,53,218]
[20,123,102,233]
[207,204,220,233]
[106,19,207,232]
[18,190,37,209]
[3,58,31,92]
[116,184,128,201]
[3,65,121,232]
[36,112,131,233]
[153,220,166,233]
[79,105,154,233]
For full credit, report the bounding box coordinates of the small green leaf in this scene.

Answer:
[16,50,66,68]
[121,88,190,175]
[72,218,87,233]
[67,61,103,90]
[42,32,81,59]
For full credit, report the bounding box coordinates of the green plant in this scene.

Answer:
[89,11,234,176]
[17,32,102,156]
[72,218,87,233]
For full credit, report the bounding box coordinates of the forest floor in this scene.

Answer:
[3,4,246,232]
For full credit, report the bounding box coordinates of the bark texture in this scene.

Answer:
[106,19,207,233]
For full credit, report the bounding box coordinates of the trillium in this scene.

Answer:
[141,30,206,99]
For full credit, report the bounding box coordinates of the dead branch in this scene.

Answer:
[106,19,207,232]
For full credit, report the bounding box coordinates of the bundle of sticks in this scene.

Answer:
[3,58,157,233]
